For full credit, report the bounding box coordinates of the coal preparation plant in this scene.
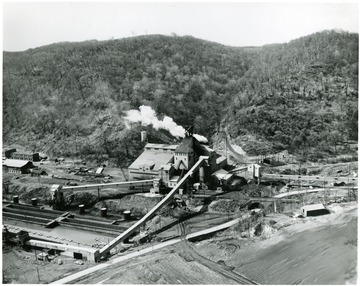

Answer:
[128,127,233,194]
[2,126,262,263]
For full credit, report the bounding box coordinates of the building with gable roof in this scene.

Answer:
[128,128,229,192]
[2,159,34,174]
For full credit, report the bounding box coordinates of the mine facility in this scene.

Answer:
[2,127,358,265]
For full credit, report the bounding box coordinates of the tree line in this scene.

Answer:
[3,30,358,163]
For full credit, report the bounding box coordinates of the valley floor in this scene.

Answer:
[194,201,358,285]
[65,202,357,285]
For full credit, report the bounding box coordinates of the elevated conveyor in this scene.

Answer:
[99,156,209,256]
[61,180,154,192]
[261,173,358,185]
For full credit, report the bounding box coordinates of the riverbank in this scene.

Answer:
[193,202,358,284]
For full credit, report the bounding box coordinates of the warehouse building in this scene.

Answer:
[3,159,34,174]
[128,143,178,180]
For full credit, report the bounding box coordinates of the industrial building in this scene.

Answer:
[301,203,330,217]
[228,164,261,181]
[128,128,228,193]
[128,143,178,180]
[2,159,34,174]
[11,151,40,162]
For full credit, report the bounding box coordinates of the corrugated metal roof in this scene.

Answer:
[3,159,32,168]
[301,203,326,211]
[128,149,174,171]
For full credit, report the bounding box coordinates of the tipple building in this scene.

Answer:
[128,129,227,192]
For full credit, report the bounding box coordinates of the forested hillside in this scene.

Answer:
[3,30,358,164]
[225,31,358,158]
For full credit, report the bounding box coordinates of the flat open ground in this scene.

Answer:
[195,202,358,285]
[61,202,357,284]
[3,201,357,284]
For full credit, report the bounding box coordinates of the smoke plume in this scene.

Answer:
[125,105,208,143]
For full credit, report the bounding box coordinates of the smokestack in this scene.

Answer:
[141,131,147,143]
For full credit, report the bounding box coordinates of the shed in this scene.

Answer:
[31,169,48,177]
[301,203,329,217]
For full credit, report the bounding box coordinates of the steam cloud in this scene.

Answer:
[125,105,208,143]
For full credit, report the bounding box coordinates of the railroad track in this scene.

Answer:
[178,238,257,284]
[3,203,129,235]
[177,221,257,284]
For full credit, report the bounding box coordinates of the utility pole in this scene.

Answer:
[36,267,40,282]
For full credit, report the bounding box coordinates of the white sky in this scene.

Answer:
[2,1,359,51]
